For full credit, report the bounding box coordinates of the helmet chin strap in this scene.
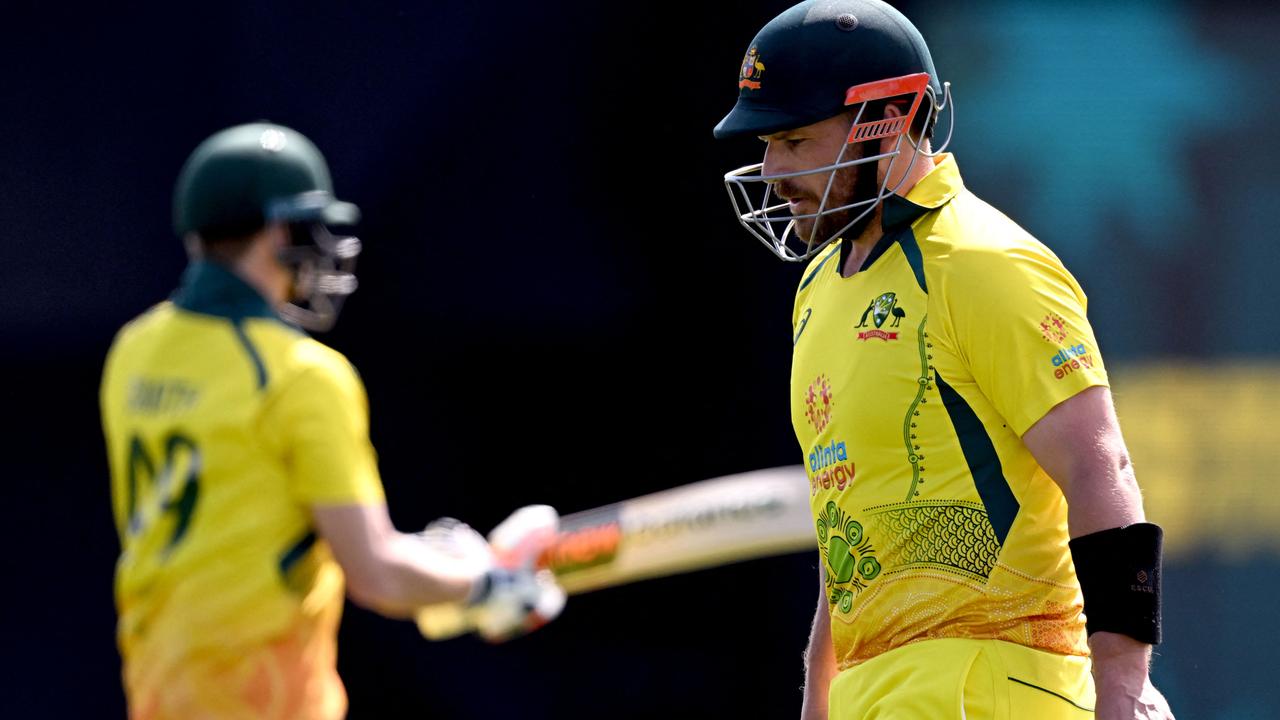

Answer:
[918,82,955,158]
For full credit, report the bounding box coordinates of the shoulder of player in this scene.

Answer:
[259,328,364,395]
[105,300,180,356]
[919,191,1070,288]
[248,323,353,374]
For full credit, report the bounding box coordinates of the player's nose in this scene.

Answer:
[761,140,787,181]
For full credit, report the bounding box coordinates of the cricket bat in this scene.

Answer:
[416,465,815,639]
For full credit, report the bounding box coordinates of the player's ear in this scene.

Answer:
[879,103,906,155]
[259,222,290,254]
[183,232,204,260]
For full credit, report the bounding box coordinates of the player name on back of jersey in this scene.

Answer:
[1049,343,1095,380]
[127,377,201,414]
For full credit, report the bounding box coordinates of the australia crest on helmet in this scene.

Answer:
[739,46,766,90]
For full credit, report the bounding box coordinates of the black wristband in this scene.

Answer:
[1068,522,1163,645]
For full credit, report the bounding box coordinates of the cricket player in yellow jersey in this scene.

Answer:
[715,2,1173,719]
[101,123,565,720]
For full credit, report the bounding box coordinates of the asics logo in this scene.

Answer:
[794,308,812,345]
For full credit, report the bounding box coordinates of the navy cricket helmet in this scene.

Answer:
[715,0,953,262]
[174,122,360,239]
[174,123,364,332]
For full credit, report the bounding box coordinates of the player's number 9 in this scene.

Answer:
[123,431,201,556]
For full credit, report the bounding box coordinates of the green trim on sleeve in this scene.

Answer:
[278,530,318,578]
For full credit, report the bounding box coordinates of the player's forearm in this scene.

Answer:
[347,531,479,617]
[1089,631,1155,718]
[1049,442,1165,715]
[801,646,835,718]
[313,503,486,618]
[801,583,836,720]
[1090,631,1151,680]
[1058,456,1160,676]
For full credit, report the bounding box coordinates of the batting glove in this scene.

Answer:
[414,517,495,580]
[466,505,566,642]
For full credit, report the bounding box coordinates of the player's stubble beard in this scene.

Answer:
[780,140,881,249]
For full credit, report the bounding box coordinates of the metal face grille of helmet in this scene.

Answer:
[278,222,362,332]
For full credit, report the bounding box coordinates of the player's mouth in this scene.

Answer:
[787,197,813,216]
[775,182,819,218]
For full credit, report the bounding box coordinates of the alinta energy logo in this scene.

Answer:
[816,501,881,613]
[855,291,905,341]
[1049,342,1096,380]
[738,46,765,90]
[808,439,855,496]
[804,374,834,433]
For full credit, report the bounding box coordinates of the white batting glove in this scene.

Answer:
[465,505,566,642]
[414,517,496,580]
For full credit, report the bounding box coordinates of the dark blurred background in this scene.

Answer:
[2,1,1277,718]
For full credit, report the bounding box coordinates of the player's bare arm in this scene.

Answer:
[801,568,836,720]
[1024,386,1175,720]
[316,502,567,642]
[312,503,478,616]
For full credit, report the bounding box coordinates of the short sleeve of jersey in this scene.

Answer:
[270,350,386,506]
[935,241,1108,436]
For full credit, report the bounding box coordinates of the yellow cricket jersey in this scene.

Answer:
[791,155,1105,669]
[100,261,385,720]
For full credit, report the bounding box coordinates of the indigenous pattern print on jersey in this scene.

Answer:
[101,261,385,720]
[790,155,1106,669]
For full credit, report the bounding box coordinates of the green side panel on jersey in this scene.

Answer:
[934,373,1020,546]
[279,530,318,576]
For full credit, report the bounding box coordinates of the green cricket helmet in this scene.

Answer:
[173,122,363,332]
[715,0,953,262]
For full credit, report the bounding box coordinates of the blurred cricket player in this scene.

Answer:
[101,123,564,719]
[715,2,1173,718]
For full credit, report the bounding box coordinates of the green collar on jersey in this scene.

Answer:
[837,154,965,289]
[171,260,279,322]
[880,193,931,231]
